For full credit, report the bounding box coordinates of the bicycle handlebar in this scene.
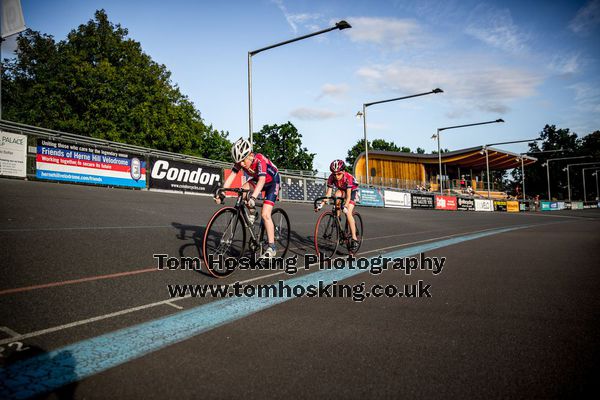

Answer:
[215,187,249,196]
[313,196,345,209]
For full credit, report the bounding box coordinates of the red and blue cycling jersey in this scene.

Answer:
[327,172,359,191]
[232,153,279,184]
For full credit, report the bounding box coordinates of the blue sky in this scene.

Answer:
[5,0,600,173]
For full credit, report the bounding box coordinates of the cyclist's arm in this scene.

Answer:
[222,170,237,189]
[251,176,266,199]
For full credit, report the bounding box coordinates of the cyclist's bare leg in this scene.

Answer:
[261,202,275,244]
[335,190,343,218]
[346,202,357,240]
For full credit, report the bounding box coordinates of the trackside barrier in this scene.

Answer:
[507,201,519,213]
[475,199,493,212]
[383,190,411,208]
[356,187,385,207]
[435,195,457,211]
[3,120,596,213]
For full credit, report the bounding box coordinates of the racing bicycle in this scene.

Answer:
[202,188,290,278]
[313,196,364,259]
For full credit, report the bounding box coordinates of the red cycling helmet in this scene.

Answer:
[330,159,346,172]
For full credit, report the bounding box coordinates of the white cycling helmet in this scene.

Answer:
[231,137,252,163]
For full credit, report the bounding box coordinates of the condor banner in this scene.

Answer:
[149,158,221,194]
[435,195,457,210]
[384,190,411,208]
[36,139,146,188]
[411,193,435,209]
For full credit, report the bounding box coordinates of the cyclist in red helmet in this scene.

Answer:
[315,159,360,252]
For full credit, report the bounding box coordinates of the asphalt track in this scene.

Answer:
[0,178,599,399]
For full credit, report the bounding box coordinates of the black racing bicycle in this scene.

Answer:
[313,196,364,259]
[202,188,290,278]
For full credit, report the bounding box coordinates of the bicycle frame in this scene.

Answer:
[216,188,263,248]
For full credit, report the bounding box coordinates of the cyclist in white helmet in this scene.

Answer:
[216,137,281,258]
[315,159,360,252]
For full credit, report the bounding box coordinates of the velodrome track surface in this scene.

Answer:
[1,178,599,399]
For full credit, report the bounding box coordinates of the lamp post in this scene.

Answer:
[562,161,599,201]
[356,88,443,185]
[582,166,600,202]
[247,20,351,144]
[542,156,590,200]
[434,119,504,195]
[479,138,538,199]
[520,148,563,200]
[593,170,600,201]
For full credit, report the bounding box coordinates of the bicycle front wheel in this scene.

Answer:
[259,208,291,258]
[314,211,339,259]
[202,207,246,278]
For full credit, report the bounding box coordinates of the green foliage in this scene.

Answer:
[345,138,411,167]
[252,122,315,170]
[1,10,231,161]
[510,125,600,200]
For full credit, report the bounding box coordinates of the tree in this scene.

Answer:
[508,125,600,200]
[345,138,410,168]
[1,10,231,161]
[253,122,315,170]
[416,147,426,154]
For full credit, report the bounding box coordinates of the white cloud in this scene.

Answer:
[343,17,423,50]
[549,53,581,77]
[317,83,349,100]
[465,4,529,54]
[568,82,600,113]
[271,0,322,33]
[569,0,600,35]
[357,62,542,118]
[290,107,341,120]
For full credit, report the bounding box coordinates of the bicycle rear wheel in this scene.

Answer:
[314,211,339,259]
[345,211,364,255]
[259,208,291,258]
[202,207,246,278]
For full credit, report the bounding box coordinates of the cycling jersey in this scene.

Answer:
[327,172,359,191]
[232,153,279,184]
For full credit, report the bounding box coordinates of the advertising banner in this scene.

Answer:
[494,200,507,211]
[357,187,384,207]
[519,201,531,212]
[384,190,412,208]
[456,197,475,211]
[36,139,146,188]
[507,201,519,213]
[563,202,572,210]
[571,202,584,210]
[540,201,559,211]
[435,195,457,210]
[557,202,565,210]
[474,199,493,212]
[0,131,27,178]
[223,168,246,197]
[411,193,435,209]
[281,176,304,201]
[149,158,221,194]
[583,202,599,209]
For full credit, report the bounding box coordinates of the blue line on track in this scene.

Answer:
[0,224,529,399]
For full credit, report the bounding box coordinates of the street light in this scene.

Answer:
[563,161,600,201]
[582,166,600,202]
[517,148,562,200]
[434,119,504,195]
[478,138,538,199]
[592,170,600,201]
[356,88,443,185]
[541,156,590,200]
[247,20,351,144]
